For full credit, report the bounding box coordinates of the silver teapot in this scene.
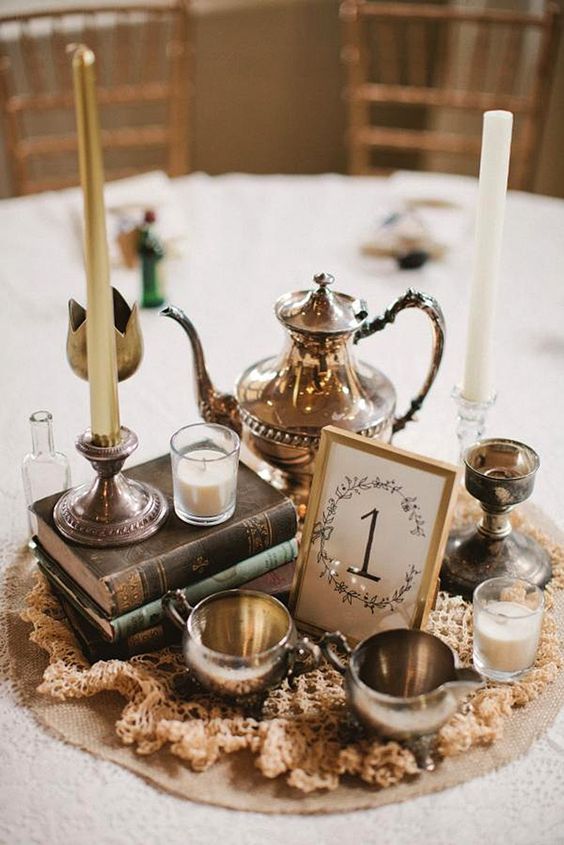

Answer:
[162,273,444,502]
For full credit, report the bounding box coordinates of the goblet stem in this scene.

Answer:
[452,386,496,462]
[478,508,512,538]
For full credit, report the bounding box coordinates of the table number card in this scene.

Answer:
[290,427,459,643]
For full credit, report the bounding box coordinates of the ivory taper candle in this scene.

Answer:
[71,45,120,446]
[462,111,513,403]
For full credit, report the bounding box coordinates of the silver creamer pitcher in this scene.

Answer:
[321,628,483,770]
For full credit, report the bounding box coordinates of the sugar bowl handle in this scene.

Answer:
[354,288,445,434]
[162,589,194,630]
[319,631,352,673]
[287,637,322,682]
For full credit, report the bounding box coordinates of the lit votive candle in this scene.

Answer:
[473,577,544,682]
[171,424,240,526]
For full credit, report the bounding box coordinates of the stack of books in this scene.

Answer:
[31,455,298,661]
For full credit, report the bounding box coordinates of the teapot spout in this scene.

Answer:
[161,305,242,435]
[446,667,484,704]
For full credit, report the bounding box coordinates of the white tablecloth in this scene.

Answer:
[1,172,564,844]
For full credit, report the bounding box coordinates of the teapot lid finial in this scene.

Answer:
[313,272,334,289]
[275,272,368,336]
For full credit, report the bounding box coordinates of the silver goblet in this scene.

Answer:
[441,438,552,598]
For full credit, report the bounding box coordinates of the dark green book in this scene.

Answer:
[33,456,297,618]
[56,591,179,661]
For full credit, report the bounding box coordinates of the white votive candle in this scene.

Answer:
[473,577,544,682]
[170,423,240,526]
[474,601,542,674]
[174,449,236,517]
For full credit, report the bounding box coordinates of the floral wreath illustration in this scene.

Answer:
[311,475,425,613]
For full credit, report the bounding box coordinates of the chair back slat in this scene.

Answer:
[167,7,190,176]
[374,20,401,85]
[341,0,371,173]
[341,1,561,189]
[82,13,100,75]
[516,3,560,189]
[142,12,163,84]
[21,20,44,94]
[467,22,492,95]
[114,11,133,87]
[0,1,192,196]
[495,25,523,95]
[434,18,454,89]
[405,21,428,87]
[50,18,71,92]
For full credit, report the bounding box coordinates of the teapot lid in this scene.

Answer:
[275,273,368,335]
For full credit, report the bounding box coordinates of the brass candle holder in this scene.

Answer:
[54,292,168,546]
[441,438,552,598]
[53,45,168,547]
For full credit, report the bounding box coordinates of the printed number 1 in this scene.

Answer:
[347,507,381,583]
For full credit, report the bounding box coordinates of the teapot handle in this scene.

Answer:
[354,289,445,434]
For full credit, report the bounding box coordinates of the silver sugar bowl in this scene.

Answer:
[163,588,321,698]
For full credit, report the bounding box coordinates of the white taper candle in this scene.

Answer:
[462,110,513,403]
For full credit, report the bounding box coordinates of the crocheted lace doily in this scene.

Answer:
[21,501,564,793]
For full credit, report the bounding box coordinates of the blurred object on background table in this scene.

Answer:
[0,1,192,196]
[340,0,560,190]
[69,170,188,268]
[361,170,472,269]
[361,208,444,268]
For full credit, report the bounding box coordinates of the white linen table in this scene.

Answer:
[1,172,564,845]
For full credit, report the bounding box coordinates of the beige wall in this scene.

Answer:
[191,0,345,175]
[1,0,563,196]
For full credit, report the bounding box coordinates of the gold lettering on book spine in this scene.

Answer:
[126,625,164,650]
[244,514,273,556]
[192,555,209,574]
[112,570,144,615]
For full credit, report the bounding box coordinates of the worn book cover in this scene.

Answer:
[33,455,297,618]
[56,592,179,661]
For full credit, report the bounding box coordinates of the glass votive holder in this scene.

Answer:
[473,576,544,682]
[170,423,240,526]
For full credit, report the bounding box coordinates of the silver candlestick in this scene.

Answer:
[54,427,168,547]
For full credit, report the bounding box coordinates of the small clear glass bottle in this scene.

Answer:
[22,411,71,536]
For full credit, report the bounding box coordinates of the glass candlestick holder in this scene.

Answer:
[452,385,496,462]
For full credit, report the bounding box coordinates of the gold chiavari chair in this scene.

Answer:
[340,1,561,189]
[0,2,192,196]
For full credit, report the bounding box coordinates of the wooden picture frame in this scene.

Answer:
[290,426,460,643]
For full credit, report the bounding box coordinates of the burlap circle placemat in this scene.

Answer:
[4,502,564,815]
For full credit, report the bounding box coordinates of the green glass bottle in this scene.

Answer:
[138,209,166,308]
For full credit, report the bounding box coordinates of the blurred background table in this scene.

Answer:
[1,170,564,844]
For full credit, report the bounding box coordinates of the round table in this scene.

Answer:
[1,171,563,844]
